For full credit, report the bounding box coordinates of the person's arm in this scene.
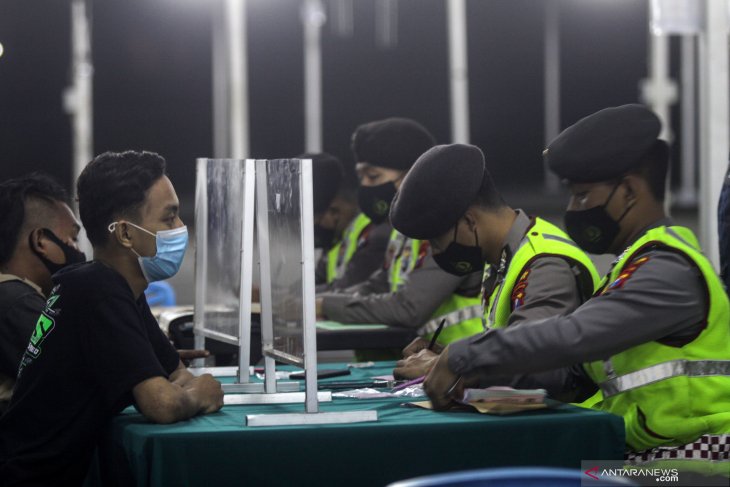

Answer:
[133,372,223,424]
[505,256,587,325]
[83,295,224,423]
[396,257,585,381]
[329,221,392,291]
[319,254,473,327]
[429,250,706,407]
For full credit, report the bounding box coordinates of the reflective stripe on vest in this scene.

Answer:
[326,213,371,283]
[418,304,483,337]
[583,225,730,451]
[599,359,730,399]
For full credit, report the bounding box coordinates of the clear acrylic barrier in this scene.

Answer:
[257,159,306,366]
[194,159,245,343]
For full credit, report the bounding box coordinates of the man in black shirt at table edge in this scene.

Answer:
[0,151,223,487]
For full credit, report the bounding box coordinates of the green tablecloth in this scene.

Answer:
[90,362,625,487]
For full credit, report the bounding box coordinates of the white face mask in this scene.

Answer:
[108,221,188,282]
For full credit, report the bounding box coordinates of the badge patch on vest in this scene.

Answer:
[414,241,430,269]
[602,256,650,294]
[356,224,372,250]
[511,269,530,310]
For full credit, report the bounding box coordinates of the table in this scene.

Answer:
[88,362,625,487]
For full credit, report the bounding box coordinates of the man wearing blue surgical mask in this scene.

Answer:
[0,151,223,487]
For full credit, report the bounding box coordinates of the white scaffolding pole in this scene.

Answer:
[215,0,250,159]
[302,0,324,153]
[543,0,560,193]
[65,0,93,256]
[447,0,469,143]
[212,0,229,158]
[698,0,729,269]
[676,35,697,206]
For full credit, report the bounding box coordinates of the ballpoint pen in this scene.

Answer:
[427,318,447,351]
[391,319,449,393]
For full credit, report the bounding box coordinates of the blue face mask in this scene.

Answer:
[108,221,188,282]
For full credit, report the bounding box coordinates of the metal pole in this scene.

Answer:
[66,0,94,257]
[645,32,674,142]
[375,0,398,49]
[302,0,324,153]
[331,0,354,37]
[447,0,469,143]
[212,0,230,158]
[698,0,729,269]
[677,35,697,206]
[226,0,249,159]
[543,0,560,193]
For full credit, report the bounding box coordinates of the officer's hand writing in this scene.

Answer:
[423,347,464,410]
[402,337,444,357]
[393,349,439,379]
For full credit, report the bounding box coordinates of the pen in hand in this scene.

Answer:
[391,319,448,393]
[427,318,447,351]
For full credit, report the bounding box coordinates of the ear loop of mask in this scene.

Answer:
[452,218,480,249]
[107,221,155,258]
[605,180,634,225]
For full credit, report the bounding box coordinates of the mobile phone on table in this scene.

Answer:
[288,369,351,380]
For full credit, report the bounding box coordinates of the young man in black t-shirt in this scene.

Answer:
[0,173,85,412]
[0,151,224,486]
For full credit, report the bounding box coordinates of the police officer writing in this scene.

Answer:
[309,152,388,292]
[316,118,484,348]
[423,105,730,469]
[390,144,599,382]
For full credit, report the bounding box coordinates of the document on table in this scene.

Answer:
[407,387,548,415]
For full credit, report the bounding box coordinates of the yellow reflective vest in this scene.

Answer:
[484,217,600,329]
[583,226,730,452]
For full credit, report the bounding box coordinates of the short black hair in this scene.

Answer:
[631,140,669,203]
[77,151,166,246]
[472,168,507,211]
[0,173,69,265]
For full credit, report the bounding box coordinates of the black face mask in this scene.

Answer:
[358,181,397,224]
[29,228,87,275]
[313,224,336,249]
[432,223,485,276]
[564,183,632,255]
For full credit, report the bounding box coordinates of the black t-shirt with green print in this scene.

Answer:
[0,261,179,486]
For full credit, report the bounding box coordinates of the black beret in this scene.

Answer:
[351,117,436,171]
[545,104,662,183]
[299,152,344,214]
[390,144,486,240]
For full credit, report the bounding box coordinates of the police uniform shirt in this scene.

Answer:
[447,218,707,399]
[318,239,482,328]
[315,220,392,293]
[484,210,590,326]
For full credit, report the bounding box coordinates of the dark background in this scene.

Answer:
[0,0,676,206]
